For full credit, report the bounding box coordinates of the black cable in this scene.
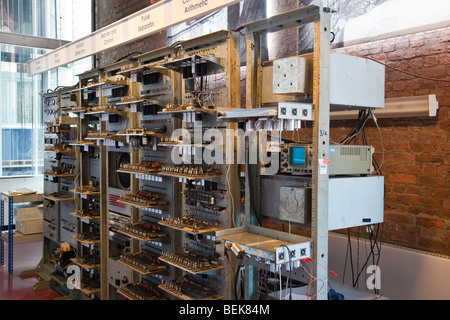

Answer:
[330,31,335,43]
[115,51,142,62]
[263,270,269,299]
[352,224,383,289]
[374,224,384,295]
[240,267,245,300]
[340,110,363,144]
[246,138,263,227]
[347,229,355,286]
[342,236,349,284]
[344,109,371,145]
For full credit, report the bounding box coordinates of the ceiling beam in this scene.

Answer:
[0,31,70,50]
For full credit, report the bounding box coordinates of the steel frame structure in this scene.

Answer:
[242,4,332,300]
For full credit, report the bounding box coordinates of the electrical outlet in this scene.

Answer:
[290,250,296,259]
[278,102,314,121]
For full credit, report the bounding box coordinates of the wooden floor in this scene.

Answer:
[0,241,61,300]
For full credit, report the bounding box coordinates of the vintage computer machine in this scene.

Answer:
[40,4,387,301]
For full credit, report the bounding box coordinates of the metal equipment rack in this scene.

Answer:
[38,3,384,301]
[1,192,43,274]
[241,5,333,300]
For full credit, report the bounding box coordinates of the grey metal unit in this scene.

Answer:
[107,257,134,290]
[260,175,384,231]
[280,144,375,176]
[43,220,59,243]
[328,176,385,231]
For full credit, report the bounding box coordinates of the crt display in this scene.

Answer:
[291,147,306,165]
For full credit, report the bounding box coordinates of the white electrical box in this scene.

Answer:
[328,176,384,231]
[329,53,385,110]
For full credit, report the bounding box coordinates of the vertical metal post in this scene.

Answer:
[98,76,108,300]
[1,197,4,266]
[8,196,13,274]
[130,91,140,287]
[227,32,243,229]
[100,143,108,300]
[244,31,262,227]
[311,7,331,300]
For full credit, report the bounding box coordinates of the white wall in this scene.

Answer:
[341,0,450,45]
[328,232,450,300]
[0,176,43,194]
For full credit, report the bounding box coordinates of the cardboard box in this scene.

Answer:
[4,192,43,204]
[16,219,43,235]
[14,205,43,222]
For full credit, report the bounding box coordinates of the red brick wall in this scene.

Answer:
[333,27,450,256]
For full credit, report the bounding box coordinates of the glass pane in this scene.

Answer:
[0,45,44,176]
[1,0,91,40]
[0,0,92,177]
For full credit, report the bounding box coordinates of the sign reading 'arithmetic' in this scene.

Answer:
[27,0,242,77]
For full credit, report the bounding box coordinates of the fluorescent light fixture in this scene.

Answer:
[330,95,439,120]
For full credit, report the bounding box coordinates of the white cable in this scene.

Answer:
[285,268,290,300]
[279,264,283,300]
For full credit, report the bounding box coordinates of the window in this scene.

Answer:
[0,0,92,177]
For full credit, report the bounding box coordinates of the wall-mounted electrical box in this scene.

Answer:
[265,52,385,110]
[328,175,384,230]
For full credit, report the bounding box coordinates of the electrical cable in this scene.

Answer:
[347,229,355,287]
[308,257,337,277]
[233,256,242,300]
[279,245,293,300]
[257,270,263,300]
[351,224,383,292]
[115,51,142,62]
[340,110,372,145]
[370,110,385,175]
[356,55,450,83]
[279,264,282,300]
[356,227,361,288]
[302,260,325,300]
[246,135,263,227]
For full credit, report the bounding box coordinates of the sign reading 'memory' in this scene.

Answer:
[27,0,242,77]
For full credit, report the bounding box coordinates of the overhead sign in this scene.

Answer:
[27,0,243,76]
